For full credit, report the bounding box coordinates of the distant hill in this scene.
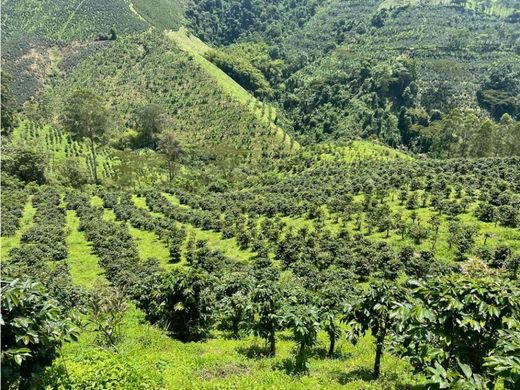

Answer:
[2,0,519,157]
[1,0,187,105]
[44,32,296,160]
[1,0,186,43]
[185,0,519,149]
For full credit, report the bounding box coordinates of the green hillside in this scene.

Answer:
[186,0,520,149]
[2,1,520,389]
[45,31,296,160]
[0,0,186,43]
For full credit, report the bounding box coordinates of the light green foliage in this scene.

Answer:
[87,283,128,348]
[8,119,114,183]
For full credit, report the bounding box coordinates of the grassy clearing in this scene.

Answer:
[0,196,35,262]
[65,210,105,287]
[128,225,171,268]
[60,305,414,389]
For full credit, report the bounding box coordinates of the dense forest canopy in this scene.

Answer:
[1,0,520,389]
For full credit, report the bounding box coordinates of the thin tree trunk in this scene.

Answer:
[90,136,98,184]
[268,331,276,356]
[328,331,336,357]
[232,318,239,339]
[373,329,386,379]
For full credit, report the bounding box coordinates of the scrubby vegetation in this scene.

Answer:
[1,1,520,389]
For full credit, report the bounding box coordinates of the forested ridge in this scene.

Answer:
[1,0,520,389]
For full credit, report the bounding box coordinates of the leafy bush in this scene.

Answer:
[1,278,78,389]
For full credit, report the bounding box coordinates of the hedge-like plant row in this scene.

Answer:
[98,190,187,264]
[1,189,28,236]
[16,187,68,261]
[65,191,153,290]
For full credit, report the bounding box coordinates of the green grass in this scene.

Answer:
[128,225,171,268]
[0,196,35,262]
[134,193,255,263]
[65,210,105,287]
[58,305,415,389]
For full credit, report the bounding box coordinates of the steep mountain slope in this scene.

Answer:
[186,0,520,150]
[45,32,296,160]
[1,0,186,104]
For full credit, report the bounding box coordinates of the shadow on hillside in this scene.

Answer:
[309,346,352,360]
[236,344,272,359]
[334,367,373,384]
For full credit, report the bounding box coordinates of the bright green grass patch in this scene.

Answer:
[58,305,415,389]
[317,140,413,163]
[134,193,255,262]
[161,192,189,209]
[128,225,171,269]
[186,225,255,263]
[65,210,105,287]
[0,196,35,262]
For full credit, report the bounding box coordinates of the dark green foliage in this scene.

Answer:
[215,272,253,338]
[206,49,272,98]
[396,275,520,388]
[186,0,520,152]
[1,278,78,389]
[2,144,48,184]
[448,221,478,260]
[1,187,28,237]
[283,283,320,373]
[1,70,16,134]
[186,0,318,46]
[142,268,216,341]
[345,281,405,379]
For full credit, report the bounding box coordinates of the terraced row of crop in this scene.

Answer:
[1,189,29,237]
[10,119,115,181]
[65,191,147,289]
[2,187,81,309]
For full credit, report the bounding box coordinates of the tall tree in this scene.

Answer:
[158,130,182,183]
[1,71,16,134]
[134,103,166,149]
[60,90,109,184]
